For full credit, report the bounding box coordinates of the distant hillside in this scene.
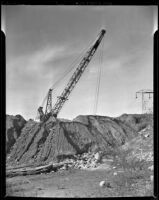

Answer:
[117,113,153,132]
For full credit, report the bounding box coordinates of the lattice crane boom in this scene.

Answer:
[38,29,106,122]
[51,29,106,117]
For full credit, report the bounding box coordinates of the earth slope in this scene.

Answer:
[6,114,152,167]
[6,115,26,154]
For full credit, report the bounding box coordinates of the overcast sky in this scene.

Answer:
[4,5,157,120]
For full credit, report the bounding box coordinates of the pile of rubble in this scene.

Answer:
[59,152,102,170]
[6,152,103,177]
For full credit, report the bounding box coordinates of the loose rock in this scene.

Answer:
[99,181,106,187]
[150,175,153,182]
[148,165,153,171]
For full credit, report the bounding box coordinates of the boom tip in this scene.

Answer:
[101,29,106,34]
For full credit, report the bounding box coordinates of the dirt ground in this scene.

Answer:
[6,114,153,197]
[6,160,153,197]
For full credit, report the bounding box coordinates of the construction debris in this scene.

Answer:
[59,152,102,171]
[6,151,102,177]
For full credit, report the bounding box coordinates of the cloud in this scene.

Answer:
[7,45,67,81]
[6,6,154,119]
[6,45,69,118]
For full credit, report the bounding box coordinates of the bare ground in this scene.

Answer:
[6,114,153,197]
[6,159,153,197]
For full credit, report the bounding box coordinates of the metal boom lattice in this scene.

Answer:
[38,29,106,122]
[51,29,106,117]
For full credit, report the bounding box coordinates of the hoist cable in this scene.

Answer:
[93,52,101,114]
[93,35,104,114]
[49,32,101,90]
[40,31,102,108]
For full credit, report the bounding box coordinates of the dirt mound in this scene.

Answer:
[121,125,153,162]
[6,115,26,154]
[117,113,153,132]
[6,114,152,167]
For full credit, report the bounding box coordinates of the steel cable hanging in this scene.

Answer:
[93,35,104,115]
[50,33,102,90]
[36,30,106,121]
[35,31,103,120]
[40,32,101,108]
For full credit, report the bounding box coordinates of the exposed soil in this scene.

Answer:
[7,114,152,167]
[6,115,26,154]
[6,113,153,197]
[6,158,153,197]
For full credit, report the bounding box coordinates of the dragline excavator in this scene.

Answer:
[38,29,106,122]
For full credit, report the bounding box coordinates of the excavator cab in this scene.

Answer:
[52,113,57,118]
[38,106,45,122]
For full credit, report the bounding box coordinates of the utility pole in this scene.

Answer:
[136,89,153,114]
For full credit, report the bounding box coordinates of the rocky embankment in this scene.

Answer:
[6,115,26,154]
[6,114,153,168]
